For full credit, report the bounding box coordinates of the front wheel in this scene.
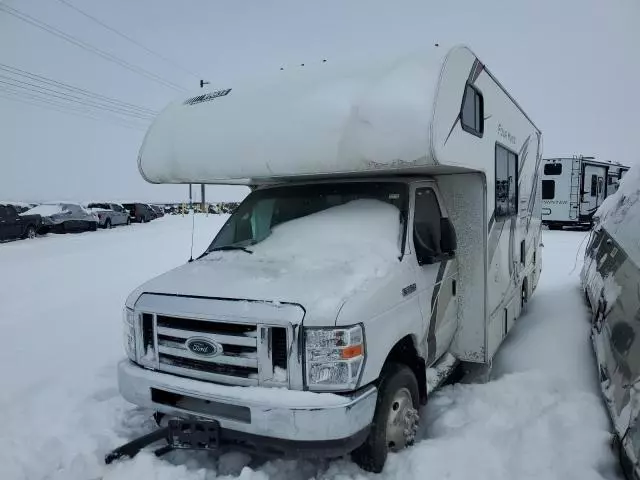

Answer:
[351,363,419,473]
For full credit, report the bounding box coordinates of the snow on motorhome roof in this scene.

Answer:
[595,164,640,265]
[138,45,458,185]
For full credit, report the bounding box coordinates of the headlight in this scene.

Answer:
[305,325,365,391]
[123,307,136,361]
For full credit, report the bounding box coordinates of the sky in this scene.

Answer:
[1,0,639,203]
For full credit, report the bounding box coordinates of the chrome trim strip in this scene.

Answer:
[158,344,258,368]
[157,363,258,387]
[157,326,257,347]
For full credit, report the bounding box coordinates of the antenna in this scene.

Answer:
[188,183,195,263]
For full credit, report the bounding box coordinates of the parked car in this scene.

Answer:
[122,203,154,223]
[86,202,131,228]
[149,205,164,218]
[22,203,98,233]
[0,203,42,241]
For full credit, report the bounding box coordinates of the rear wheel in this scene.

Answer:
[351,363,419,473]
[105,219,112,229]
[24,225,36,239]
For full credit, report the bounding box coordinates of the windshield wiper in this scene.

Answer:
[209,245,253,254]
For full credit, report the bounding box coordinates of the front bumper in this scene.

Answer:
[118,360,377,454]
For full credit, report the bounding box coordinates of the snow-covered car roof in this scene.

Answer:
[21,204,67,216]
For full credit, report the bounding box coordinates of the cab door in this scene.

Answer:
[410,184,459,365]
[0,205,22,239]
[582,165,607,216]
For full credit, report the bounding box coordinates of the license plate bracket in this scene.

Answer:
[167,419,221,451]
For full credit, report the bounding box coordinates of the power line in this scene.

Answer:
[54,0,200,79]
[0,75,156,120]
[0,85,150,128]
[0,3,188,92]
[0,88,148,131]
[0,63,158,115]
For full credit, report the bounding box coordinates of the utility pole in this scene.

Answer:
[199,80,209,213]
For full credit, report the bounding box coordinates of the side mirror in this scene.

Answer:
[440,217,457,255]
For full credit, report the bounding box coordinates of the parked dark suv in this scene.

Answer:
[122,203,154,223]
[0,204,42,241]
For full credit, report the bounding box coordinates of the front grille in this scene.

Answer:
[141,313,290,387]
[271,327,287,370]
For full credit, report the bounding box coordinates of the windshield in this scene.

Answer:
[205,182,408,254]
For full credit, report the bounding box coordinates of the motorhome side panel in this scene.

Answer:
[435,173,487,362]
[430,51,542,361]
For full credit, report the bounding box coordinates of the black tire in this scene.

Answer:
[104,219,112,229]
[351,363,419,473]
[548,223,562,230]
[521,279,528,310]
[126,217,131,225]
[23,225,37,239]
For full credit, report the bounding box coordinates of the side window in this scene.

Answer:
[542,180,555,200]
[4,205,17,217]
[598,178,604,195]
[460,84,484,137]
[495,144,518,217]
[413,188,442,261]
[590,175,598,197]
[543,163,562,175]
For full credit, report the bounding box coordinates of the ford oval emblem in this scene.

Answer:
[186,338,222,357]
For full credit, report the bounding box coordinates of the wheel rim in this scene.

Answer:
[28,227,35,239]
[385,387,419,452]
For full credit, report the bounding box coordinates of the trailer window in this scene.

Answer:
[542,180,555,199]
[590,175,598,197]
[460,84,484,137]
[543,163,562,175]
[495,144,518,217]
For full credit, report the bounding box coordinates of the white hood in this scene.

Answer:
[127,199,402,326]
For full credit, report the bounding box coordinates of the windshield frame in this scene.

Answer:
[203,180,410,259]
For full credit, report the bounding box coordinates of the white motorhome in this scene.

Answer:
[541,156,630,229]
[108,45,543,472]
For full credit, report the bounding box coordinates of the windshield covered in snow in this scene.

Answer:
[205,182,408,255]
[22,203,68,217]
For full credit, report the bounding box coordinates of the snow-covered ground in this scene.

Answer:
[0,218,621,480]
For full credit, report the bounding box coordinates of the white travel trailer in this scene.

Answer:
[108,45,543,472]
[541,156,630,229]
